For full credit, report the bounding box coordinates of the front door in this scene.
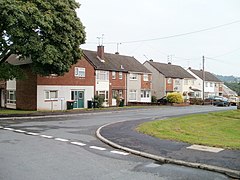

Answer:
[71,91,84,108]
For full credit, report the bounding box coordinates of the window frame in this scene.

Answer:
[96,71,109,81]
[143,74,148,81]
[119,72,123,80]
[45,90,58,100]
[75,67,86,77]
[112,71,116,79]
[130,73,137,80]
[7,90,16,104]
[129,89,137,101]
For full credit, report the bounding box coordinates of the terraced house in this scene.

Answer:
[144,60,197,100]
[1,46,152,110]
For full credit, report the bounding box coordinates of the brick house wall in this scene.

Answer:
[141,74,152,89]
[165,78,173,92]
[109,71,127,106]
[16,65,37,110]
[37,57,95,86]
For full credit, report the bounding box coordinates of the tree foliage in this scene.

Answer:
[0,0,86,80]
[225,82,240,96]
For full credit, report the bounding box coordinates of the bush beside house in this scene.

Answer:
[166,92,184,104]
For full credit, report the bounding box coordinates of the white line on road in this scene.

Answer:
[186,144,224,153]
[40,135,53,139]
[70,142,86,146]
[3,127,14,131]
[14,129,26,133]
[89,146,106,151]
[110,150,129,156]
[26,132,39,136]
[54,138,69,142]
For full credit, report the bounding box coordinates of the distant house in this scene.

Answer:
[222,84,238,98]
[1,46,151,110]
[143,60,196,99]
[187,68,223,99]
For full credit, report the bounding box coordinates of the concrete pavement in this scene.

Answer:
[96,119,240,179]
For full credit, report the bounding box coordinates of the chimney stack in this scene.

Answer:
[97,46,104,59]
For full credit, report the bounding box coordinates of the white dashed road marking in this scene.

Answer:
[70,141,86,146]
[110,150,129,156]
[14,129,26,133]
[54,138,69,142]
[26,132,39,136]
[0,126,129,156]
[89,146,106,151]
[40,135,53,139]
[186,144,224,153]
[3,127,14,131]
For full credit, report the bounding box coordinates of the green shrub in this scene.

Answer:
[151,95,157,103]
[166,92,184,104]
[93,95,105,108]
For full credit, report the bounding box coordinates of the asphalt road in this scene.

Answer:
[0,105,236,180]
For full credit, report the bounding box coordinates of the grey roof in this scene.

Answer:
[146,61,195,79]
[189,69,222,82]
[83,50,151,73]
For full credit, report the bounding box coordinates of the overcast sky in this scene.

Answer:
[76,0,240,77]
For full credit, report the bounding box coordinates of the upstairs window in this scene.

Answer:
[184,79,188,85]
[167,78,172,84]
[75,67,85,77]
[143,74,148,81]
[97,71,109,81]
[175,79,180,85]
[130,73,137,80]
[112,71,116,79]
[119,72,123,79]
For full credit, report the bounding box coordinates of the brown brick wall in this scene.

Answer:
[0,81,6,89]
[165,78,173,92]
[16,65,37,110]
[37,57,95,86]
[109,72,126,106]
[141,74,152,89]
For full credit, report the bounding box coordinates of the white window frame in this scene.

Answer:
[112,71,116,79]
[97,90,109,103]
[210,82,213,87]
[205,82,208,87]
[119,72,123,80]
[75,67,85,77]
[141,90,150,98]
[97,71,109,81]
[184,79,188,85]
[129,90,137,101]
[130,73,137,80]
[45,90,58,100]
[175,79,180,85]
[143,74,148,81]
[167,78,172,84]
[7,90,16,104]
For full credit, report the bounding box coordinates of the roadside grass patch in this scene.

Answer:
[0,109,37,115]
[136,110,240,149]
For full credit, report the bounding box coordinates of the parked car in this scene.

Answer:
[157,96,168,105]
[213,96,230,106]
[228,97,239,106]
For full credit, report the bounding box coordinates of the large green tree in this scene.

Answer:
[0,0,86,80]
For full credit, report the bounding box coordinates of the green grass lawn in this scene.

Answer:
[0,109,37,115]
[136,110,240,149]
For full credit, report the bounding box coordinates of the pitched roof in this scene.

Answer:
[189,69,222,82]
[146,61,195,79]
[83,50,151,73]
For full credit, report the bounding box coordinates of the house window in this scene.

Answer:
[96,91,109,103]
[130,73,137,80]
[175,79,180,85]
[141,90,150,98]
[129,90,137,101]
[143,74,148,81]
[210,82,213,87]
[184,79,188,85]
[97,71,109,81]
[119,72,123,79]
[112,71,116,79]
[167,78,172,84]
[45,90,58,100]
[75,67,85,77]
[7,90,16,104]
[205,82,208,87]
[112,90,123,98]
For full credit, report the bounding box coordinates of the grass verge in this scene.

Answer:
[136,110,240,149]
